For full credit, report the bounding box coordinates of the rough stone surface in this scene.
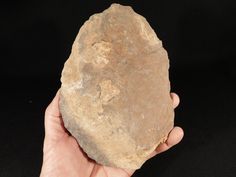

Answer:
[59,3,174,169]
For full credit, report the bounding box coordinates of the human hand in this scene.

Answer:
[40,90,184,177]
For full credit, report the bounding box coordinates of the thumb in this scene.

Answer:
[44,89,67,140]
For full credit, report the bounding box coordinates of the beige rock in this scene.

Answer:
[59,3,174,169]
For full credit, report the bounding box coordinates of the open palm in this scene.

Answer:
[40,91,184,177]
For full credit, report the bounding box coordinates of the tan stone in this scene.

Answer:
[59,3,174,169]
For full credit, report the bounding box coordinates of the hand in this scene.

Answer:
[40,90,184,177]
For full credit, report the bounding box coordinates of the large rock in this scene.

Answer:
[59,3,174,169]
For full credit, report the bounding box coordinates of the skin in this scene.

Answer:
[40,91,184,177]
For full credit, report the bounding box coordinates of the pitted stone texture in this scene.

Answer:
[60,3,174,169]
